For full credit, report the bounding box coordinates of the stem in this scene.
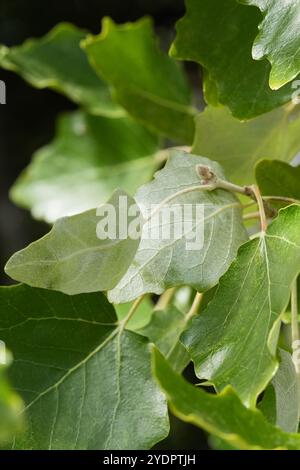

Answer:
[155,288,176,311]
[120,295,146,331]
[196,164,254,198]
[291,280,300,375]
[243,211,260,221]
[250,185,267,232]
[186,292,203,322]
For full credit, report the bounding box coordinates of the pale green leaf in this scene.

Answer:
[240,0,300,89]
[171,0,296,119]
[0,285,169,450]
[0,363,24,444]
[82,17,196,143]
[5,190,140,295]
[109,151,247,304]
[115,297,153,331]
[10,111,159,223]
[0,23,122,117]
[193,105,300,185]
[182,205,300,407]
[153,348,300,450]
[272,349,300,433]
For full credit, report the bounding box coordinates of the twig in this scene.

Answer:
[243,211,260,221]
[155,288,176,311]
[250,185,268,232]
[186,292,203,322]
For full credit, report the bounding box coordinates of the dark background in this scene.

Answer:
[0,0,209,450]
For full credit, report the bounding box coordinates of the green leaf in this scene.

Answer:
[82,17,196,143]
[193,105,300,185]
[256,160,300,199]
[272,349,300,433]
[0,23,122,117]
[182,205,300,407]
[152,348,300,450]
[171,0,296,119]
[115,297,153,331]
[10,111,159,223]
[109,151,247,304]
[5,190,140,295]
[0,363,24,444]
[240,0,300,89]
[0,285,169,449]
[139,306,190,373]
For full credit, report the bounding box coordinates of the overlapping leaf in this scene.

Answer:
[182,205,300,407]
[240,0,300,89]
[153,348,300,450]
[256,160,300,199]
[171,0,296,119]
[193,105,300,185]
[10,111,159,223]
[272,349,300,433]
[83,18,196,143]
[0,285,169,449]
[5,190,140,295]
[0,24,122,116]
[139,306,190,373]
[109,151,247,304]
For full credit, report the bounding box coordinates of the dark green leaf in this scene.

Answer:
[0,24,122,116]
[83,17,196,143]
[171,0,296,119]
[256,160,300,199]
[0,285,169,449]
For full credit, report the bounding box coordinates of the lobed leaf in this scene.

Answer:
[240,0,300,89]
[109,151,247,304]
[171,0,297,119]
[153,348,300,450]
